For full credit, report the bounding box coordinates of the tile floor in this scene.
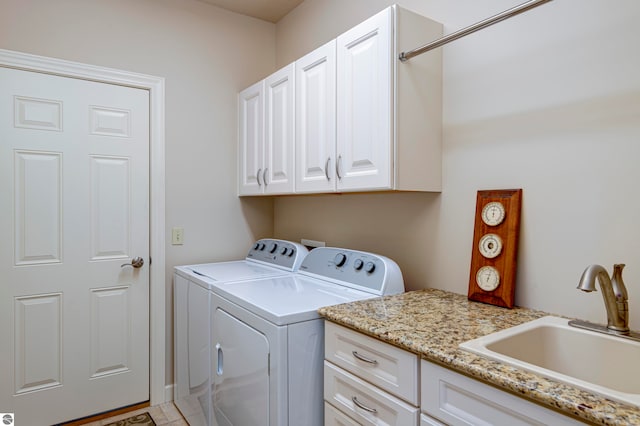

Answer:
[81,402,187,426]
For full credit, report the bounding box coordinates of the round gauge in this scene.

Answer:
[478,234,503,259]
[481,201,506,226]
[476,266,500,291]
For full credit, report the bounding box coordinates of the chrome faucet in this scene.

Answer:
[576,264,629,333]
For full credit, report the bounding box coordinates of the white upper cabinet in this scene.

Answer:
[295,40,336,194]
[336,7,393,192]
[239,64,295,195]
[337,5,443,192]
[265,64,295,194]
[238,80,264,195]
[239,5,443,195]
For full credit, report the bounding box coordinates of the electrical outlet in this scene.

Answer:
[172,227,184,245]
[301,238,325,249]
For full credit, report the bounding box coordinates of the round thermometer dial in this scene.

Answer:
[476,266,500,291]
[478,234,503,259]
[481,201,506,226]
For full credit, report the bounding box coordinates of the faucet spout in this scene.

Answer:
[577,264,629,333]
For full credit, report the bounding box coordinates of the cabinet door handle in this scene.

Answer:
[352,396,377,413]
[336,155,343,180]
[352,351,378,365]
[263,168,269,186]
[325,157,331,181]
[256,168,262,186]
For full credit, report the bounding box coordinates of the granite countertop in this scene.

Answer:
[318,288,640,426]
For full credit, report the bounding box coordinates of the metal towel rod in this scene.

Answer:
[399,0,554,62]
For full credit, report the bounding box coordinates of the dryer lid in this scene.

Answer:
[211,275,375,326]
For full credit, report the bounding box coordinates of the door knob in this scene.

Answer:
[121,257,144,268]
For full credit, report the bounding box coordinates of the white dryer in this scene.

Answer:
[173,239,309,426]
[209,247,404,426]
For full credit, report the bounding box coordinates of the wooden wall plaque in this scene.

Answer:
[468,189,522,308]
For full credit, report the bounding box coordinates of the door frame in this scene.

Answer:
[0,48,166,405]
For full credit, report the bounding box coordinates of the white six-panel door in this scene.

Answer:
[0,67,150,425]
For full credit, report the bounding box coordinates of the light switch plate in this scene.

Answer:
[172,227,184,245]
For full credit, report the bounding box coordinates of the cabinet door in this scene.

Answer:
[295,40,337,193]
[421,361,585,426]
[238,80,264,195]
[336,7,393,191]
[264,64,295,194]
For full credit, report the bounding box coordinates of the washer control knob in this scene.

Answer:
[365,262,376,273]
[269,243,278,253]
[259,243,266,250]
[288,248,295,257]
[253,242,261,250]
[280,247,288,255]
[353,259,364,271]
[334,253,347,267]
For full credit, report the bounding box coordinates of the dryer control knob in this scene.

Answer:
[253,243,261,250]
[334,253,347,267]
[269,243,278,253]
[280,247,288,255]
[259,243,266,250]
[353,259,364,270]
[365,262,376,273]
[288,248,295,257]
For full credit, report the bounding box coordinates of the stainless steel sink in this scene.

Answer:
[459,316,640,407]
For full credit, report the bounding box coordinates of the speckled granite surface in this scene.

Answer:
[318,288,640,426]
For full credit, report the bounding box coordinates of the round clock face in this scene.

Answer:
[478,234,503,259]
[481,201,506,226]
[476,266,500,291]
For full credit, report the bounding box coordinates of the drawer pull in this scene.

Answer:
[352,351,378,365]
[352,396,377,413]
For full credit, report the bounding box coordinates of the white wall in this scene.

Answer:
[274,0,640,329]
[0,0,276,385]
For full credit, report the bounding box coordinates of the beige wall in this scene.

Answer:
[3,0,640,395]
[274,0,640,329]
[0,0,276,385]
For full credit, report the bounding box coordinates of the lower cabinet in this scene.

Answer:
[324,322,419,426]
[421,361,586,426]
[324,321,587,426]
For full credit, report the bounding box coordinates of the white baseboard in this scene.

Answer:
[164,384,175,402]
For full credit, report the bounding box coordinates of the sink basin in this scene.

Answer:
[459,316,640,407]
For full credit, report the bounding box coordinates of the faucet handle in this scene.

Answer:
[611,263,628,299]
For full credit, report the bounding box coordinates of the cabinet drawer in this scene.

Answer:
[420,413,446,426]
[325,361,419,426]
[325,322,419,404]
[421,360,586,426]
[325,402,361,426]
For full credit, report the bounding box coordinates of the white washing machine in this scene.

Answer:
[209,247,404,426]
[174,239,309,426]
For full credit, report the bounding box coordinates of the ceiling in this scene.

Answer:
[197,0,305,23]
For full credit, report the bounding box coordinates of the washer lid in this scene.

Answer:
[187,260,290,283]
[211,275,375,326]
